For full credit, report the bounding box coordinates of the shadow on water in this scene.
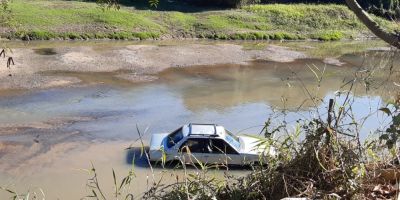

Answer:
[126,147,151,168]
[33,48,57,55]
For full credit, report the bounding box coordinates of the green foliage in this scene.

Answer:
[144,117,365,199]
[13,30,55,40]
[271,32,297,40]
[314,31,344,41]
[0,0,398,41]
[7,0,164,32]
[5,0,396,40]
[66,32,81,40]
[201,13,269,31]
[10,30,161,40]
[132,32,160,40]
[359,0,400,18]
[148,0,159,7]
[379,98,400,149]
[0,0,12,27]
[243,4,363,32]
[166,12,197,31]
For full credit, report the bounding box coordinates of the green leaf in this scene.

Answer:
[393,114,400,125]
[119,177,127,191]
[380,134,389,140]
[379,107,392,116]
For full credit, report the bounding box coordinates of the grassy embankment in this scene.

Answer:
[0,0,398,41]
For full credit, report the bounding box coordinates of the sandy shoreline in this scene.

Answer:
[0,43,308,91]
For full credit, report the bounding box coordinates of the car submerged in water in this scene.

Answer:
[149,123,273,166]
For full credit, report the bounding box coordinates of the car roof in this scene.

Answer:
[178,124,241,151]
[182,123,225,138]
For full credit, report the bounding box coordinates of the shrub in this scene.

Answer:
[215,33,228,40]
[271,32,297,40]
[111,32,133,40]
[82,33,95,39]
[132,32,160,40]
[357,0,400,18]
[253,32,265,39]
[26,31,55,40]
[66,32,81,40]
[94,33,107,39]
[315,31,344,41]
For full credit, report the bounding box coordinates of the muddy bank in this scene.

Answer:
[0,43,307,91]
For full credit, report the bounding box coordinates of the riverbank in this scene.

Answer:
[0,42,306,91]
[0,40,390,92]
[0,40,397,199]
[0,1,397,41]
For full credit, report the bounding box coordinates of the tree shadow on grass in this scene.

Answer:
[66,0,225,13]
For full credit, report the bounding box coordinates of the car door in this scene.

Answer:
[178,138,212,165]
[208,138,242,165]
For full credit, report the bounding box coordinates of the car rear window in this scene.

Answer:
[210,139,238,154]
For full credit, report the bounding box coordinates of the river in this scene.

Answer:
[0,40,398,199]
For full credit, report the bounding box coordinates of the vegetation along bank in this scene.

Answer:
[0,0,398,41]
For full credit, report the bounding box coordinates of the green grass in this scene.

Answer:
[312,30,344,41]
[0,0,398,40]
[9,0,164,31]
[165,12,197,31]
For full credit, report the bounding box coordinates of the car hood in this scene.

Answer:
[238,136,275,156]
[149,133,169,150]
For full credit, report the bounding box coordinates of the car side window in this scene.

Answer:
[210,139,238,154]
[179,138,211,153]
[166,128,184,148]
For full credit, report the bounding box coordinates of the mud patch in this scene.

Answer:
[39,70,150,87]
[115,73,158,83]
[0,74,80,90]
[323,57,345,66]
[0,141,25,158]
[33,48,57,55]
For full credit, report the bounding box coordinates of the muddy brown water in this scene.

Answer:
[0,40,398,199]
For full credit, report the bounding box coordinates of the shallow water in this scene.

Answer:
[0,40,398,199]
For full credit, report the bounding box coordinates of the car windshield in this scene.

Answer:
[224,130,240,150]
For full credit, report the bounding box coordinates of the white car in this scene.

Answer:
[149,123,272,166]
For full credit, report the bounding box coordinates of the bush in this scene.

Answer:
[111,32,133,40]
[262,0,400,18]
[132,32,160,40]
[23,31,55,40]
[271,32,297,40]
[66,32,81,40]
[315,31,343,41]
[361,0,400,18]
